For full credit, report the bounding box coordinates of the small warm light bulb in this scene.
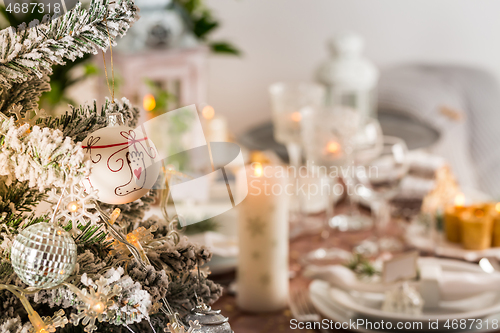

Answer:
[291,112,302,122]
[253,162,263,177]
[202,105,215,120]
[67,201,80,213]
[127,233,139,244]
[143,94,156,112]
[326,141,340,154]
[29,312,48,333]
[109,208,121,225]
[92,302,105,314]
[454,193,465,207]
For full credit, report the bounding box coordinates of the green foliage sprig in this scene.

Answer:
[172,0,240,55]
[345,253,380,278]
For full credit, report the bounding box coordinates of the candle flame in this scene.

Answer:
[291,112,302,122]
[326,141,340,154]
[495,202,500,213]
[454,193,465,207]
[253,163,263,177]
[202,105,215,120]
[143,94,156,112]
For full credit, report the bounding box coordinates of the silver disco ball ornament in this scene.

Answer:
[11,222,77,289]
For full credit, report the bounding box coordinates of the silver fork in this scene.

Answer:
[289,288,322,323]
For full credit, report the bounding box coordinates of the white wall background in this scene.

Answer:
[205,0,500,135]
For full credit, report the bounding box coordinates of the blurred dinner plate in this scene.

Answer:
[309,280,373,332]
[310,257,500,332]
[309,279,500,333]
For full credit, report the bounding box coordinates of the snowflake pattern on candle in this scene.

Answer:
[246,217,266,237]
[259,273,270,287]
[251,251,261,260]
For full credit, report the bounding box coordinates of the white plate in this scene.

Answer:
[310,280,375,333]
[406,221,500,261]
[328,258,500,323]
[310,279,500,333]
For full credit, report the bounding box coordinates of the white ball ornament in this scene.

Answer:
[11,222,77,289]
[82,113,161,204]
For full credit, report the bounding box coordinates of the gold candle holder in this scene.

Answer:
[461,208,493,250]
[490,203,500,247]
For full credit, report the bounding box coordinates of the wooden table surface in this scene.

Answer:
[211,209,405,333]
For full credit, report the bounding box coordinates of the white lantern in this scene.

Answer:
[315,32,379,118]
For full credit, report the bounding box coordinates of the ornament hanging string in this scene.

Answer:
[50,189,66,224]
[102,13,115,103]
[50,173,71,225]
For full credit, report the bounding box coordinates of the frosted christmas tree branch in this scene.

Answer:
[40,97,140,142]
[0,76,50,118]
[0,0,139,116]
[0,0,139,86]
[0,117,90,191]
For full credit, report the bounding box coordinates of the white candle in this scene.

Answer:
[236,162,290,312]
